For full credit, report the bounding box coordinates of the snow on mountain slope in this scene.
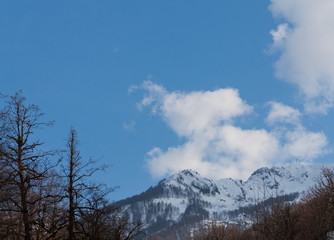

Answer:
[116,163,334,236]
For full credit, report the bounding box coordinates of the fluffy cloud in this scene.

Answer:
[283,127,328,161]
[146,125,280,180]
[269,0,334,113]
[270,23,291,50]
[135,82,327,180]
[266,101,301,125]
[139,81,252,137]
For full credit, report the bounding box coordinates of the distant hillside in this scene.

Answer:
[115,163,332,238]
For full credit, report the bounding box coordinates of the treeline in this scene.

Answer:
[0,92,142,240]
[190,167,334,240]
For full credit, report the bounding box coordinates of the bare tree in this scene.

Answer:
[63,128,110,240]
[77,189,113,240]
[33,172,67,240]
[62,129,144,240]
[297,167,334,239]
[109,212,143,240]
[193,222,251,240]
[0,91,57,240]
[0,93,142,240]
[254,201,300,240]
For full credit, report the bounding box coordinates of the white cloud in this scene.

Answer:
[210,125,281,179]
[139,81,252,137]
[162,90,252,137]
[139,81,166,109]
[269,0,334,113]
[283,127,328,161]
[134,82,328,180]
[270,23,291,50]
[146,125,280,180]
[266,101,301,125]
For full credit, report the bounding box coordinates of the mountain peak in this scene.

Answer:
[117,163,334,238]
[180,169,200,177]
[163,169,208,185]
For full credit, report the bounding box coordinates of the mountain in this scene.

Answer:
[115,163,332,238]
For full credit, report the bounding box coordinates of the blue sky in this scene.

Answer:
[1,0,334,201]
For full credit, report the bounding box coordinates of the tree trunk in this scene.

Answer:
[68,131,75,240]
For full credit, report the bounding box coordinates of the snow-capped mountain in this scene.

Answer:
[116,163,332,237]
